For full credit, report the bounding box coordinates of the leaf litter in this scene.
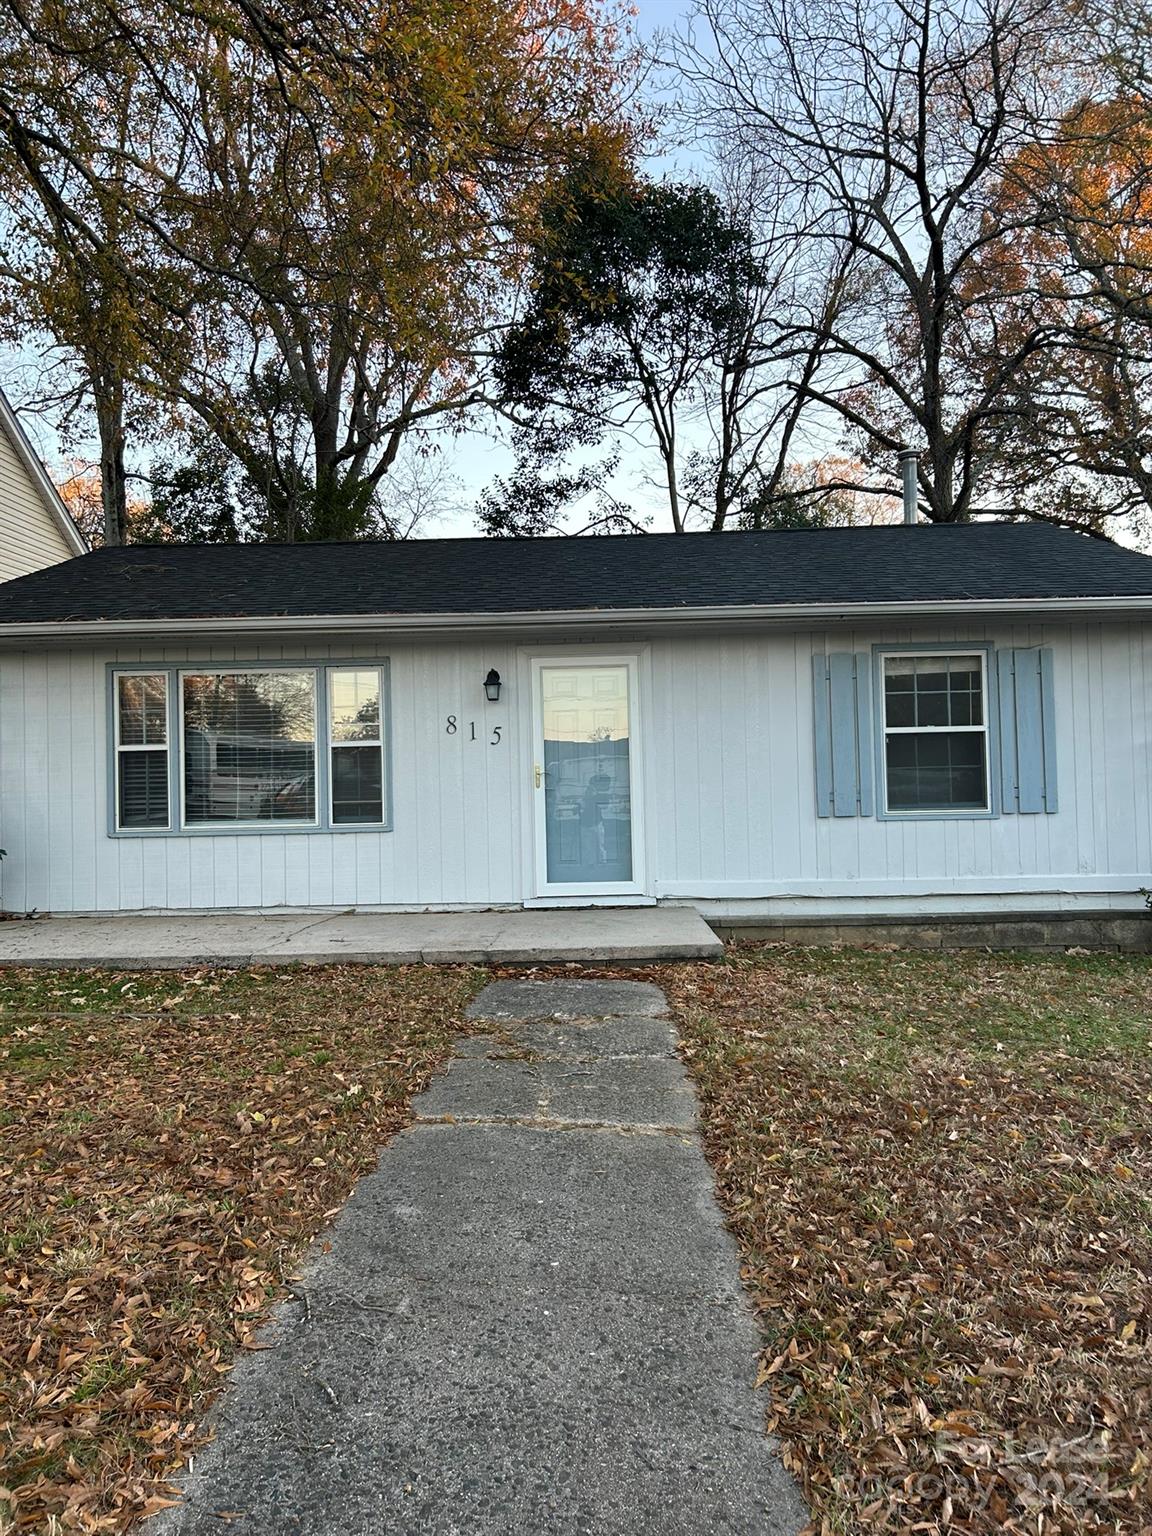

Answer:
[0,963,483,1532]
[656,946,1152,1536]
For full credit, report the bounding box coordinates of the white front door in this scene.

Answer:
[531,657,645,898]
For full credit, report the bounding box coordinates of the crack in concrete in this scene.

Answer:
[466,1049,673,1066]
[253,912,346,950]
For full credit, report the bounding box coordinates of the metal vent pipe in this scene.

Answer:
[898,448,919,525]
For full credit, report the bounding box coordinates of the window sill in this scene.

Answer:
[876,808,997,822]
[110,823,394,838]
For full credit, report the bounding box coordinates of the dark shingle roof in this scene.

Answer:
[1,524,1151,625]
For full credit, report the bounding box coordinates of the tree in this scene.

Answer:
[56,462,153,543]
[673,0,1088,525]
[487,154,834,532]
[737,455,899,526]
[139,421,468,543]
[477,450,647,537]
[0,20,161,544]
[972,85,1152,533]
[0,0,634,541]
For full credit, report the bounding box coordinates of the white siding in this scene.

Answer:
[0,620,1149,915]
[647,621,1152,914]
[0,427,74,581]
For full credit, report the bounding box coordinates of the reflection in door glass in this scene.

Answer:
[542,666,632,885]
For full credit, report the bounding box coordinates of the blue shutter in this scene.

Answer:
[812,652,874,817]
[997,647,1058,814]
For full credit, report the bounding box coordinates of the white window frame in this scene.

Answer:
[327,666,387,827]
[109,661,391,836]
[113,670,173,832]
[878,649,992,817]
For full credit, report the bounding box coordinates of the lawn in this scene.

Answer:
[0,964,483,1533]
[3,949,1150,1536]
[661,947,1152,1535]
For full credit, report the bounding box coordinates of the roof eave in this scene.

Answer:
[1,593,1151,642]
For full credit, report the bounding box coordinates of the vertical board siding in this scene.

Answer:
[696,647,729,877]
[853,654,874,819]
[1101,625,1139,868]
[0,639,525,912]
[1131,627,1152,868]
[1091,625,1112,873]
[1039,648,1059,812]
[997,650,1018,810]
[0,622,1148,911]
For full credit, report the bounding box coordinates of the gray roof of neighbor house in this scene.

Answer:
[0,523,1151,631]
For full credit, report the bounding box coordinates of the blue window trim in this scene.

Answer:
[871,642,1000,822]
[106,659,393,838]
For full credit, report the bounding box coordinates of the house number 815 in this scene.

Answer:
[446,715,502,746]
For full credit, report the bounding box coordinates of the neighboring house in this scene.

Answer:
[0,523,1149,921]
[0,390,86,581]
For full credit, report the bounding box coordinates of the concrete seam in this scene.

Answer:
[411,1112,695,1139]
[468,1051,675,1065]
[467,1014,672,1025]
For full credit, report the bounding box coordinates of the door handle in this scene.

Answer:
[534,763,542,788]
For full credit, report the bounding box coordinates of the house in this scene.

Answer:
[0,389,86,581]
[0,523,1149,929]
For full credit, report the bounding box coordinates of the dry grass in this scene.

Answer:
[0,964,484,1533]
[661,947,1152,1535]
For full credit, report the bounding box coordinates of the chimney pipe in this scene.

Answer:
[898,448,919,525]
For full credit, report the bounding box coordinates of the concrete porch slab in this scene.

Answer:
[0,905,722,969]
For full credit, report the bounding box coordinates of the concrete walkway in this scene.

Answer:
[0,906,722,968]
[152,979,805,1536]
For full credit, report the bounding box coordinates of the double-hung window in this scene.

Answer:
[115,674,171,828]
[328,668,385,824]
[111,664,389,832]
[880,652,990,814]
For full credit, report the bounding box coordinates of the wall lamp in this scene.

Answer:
[483,669,502,702]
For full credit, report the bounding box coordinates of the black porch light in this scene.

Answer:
[483,668,502,702]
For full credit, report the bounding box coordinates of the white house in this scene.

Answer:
[0,524,1149,929]
[0,389,86,581]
